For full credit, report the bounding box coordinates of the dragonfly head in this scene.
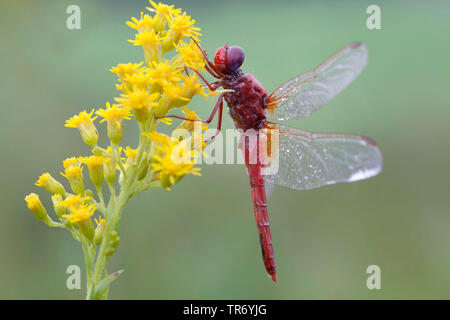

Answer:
[214,45,245,75]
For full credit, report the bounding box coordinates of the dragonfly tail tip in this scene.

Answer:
[271,272,277,282]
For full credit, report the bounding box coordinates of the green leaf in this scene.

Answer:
[90,270,124,300]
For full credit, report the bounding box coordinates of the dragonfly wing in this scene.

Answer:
[264,174,276,199]
[266,124,382,190]
[267,42,368,121]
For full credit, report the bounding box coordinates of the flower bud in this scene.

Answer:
[65,110,99,147]
[115,91,159,123]
[61,165,85,195]
[25,193,52,224]
[35,173,66,196]
[119,170,125,185]
[124,147,139,170]
[103,158,117,186]
[81,156,106,187]
[94,217,106,246]
[138,162,149,180]
[161,12,200,51]
[78,218,95,241]
[107,120,123,145]
[95,103,131,145]
[160,173,183,189]
[79,121,99,147]
[51,194,66,218]
[106,231,121,257]
[129,30,161,65]
[85,189,94,199]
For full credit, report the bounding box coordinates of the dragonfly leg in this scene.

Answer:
[157,115,203,122]
[205,64,222,79]
[204,95,224,143]
[189,68,223,91]
[157,93,225,126]
[191,37,224,78]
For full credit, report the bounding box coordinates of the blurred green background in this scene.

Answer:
[1,0,449,299]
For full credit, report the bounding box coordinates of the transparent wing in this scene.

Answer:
[267,42,368,121]
[265,177,275,199]
[264,124,382,190]
[265,174,276,199]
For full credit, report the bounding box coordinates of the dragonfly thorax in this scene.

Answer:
[222,72,269,131]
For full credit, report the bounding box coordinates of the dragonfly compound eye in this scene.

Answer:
[214,45,245,74]
[226,46,245,72]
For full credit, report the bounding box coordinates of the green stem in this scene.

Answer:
[96,185,106,211]
[81,238,94,299]
[86,117,157,299]
[89,190,125,298]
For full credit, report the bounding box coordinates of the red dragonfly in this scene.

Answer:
[172,41,383,282]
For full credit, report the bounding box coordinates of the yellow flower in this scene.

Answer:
[116,90,160,122]
[61,164,85,195]
[61,165,83,179]
[158,117,172,125]
[63,157,81,169]
[25,193,51,224]
[163,82,189,102]
[156,82,190,115]
[56,194,91,210]
[25,193,41,211]
[96,102,132,123]
[116,83,125,92]
[51,194,66,218]
[181,74,212,100]
[124,71,152,91]
[162,12,201,51]
[25,193,42,211]
[181,106,200,121]
[96,102,132,144]
[173,41,205,71]
[148,60,182,89]
[142,131,171,145]
[95,216,105,228]
[36,172,66,196]
[176,106,207,132]
[187,132,208,158]
[57,194,96,235]
[65,110,97,128]
[81,155,106,169]
[129,30,161,64]
[124,147,139,167]
[63,203,96,224]
[151,138,201,188]
[110,62,143,79]
[147,1,181,18]
[65,110,99,147]
[81,155,106,187]
[147,0,181,32]
[103,146,118,185]
[94,216,106,245]
[106,145,122,156]
[126,12,156,33]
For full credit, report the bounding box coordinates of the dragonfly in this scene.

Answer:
[170,41,383,282]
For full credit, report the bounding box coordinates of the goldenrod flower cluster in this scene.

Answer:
[25,1,212,300]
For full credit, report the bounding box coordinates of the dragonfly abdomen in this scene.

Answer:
[247,163,277,282]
